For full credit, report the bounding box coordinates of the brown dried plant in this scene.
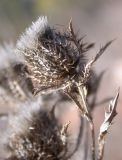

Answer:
[0,16,119,160]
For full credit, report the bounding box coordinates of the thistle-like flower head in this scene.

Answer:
[16,16,112,117]
[16,17,95,95]
[5,100,69,160]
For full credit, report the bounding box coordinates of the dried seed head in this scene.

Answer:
[15,16,112,117]
[5,100,69,160]
[16,16,94,95]
[0,44,34,104]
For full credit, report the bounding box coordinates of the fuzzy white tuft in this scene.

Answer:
[1,97,42,146]
[16,16,48,51]
[0,44,24,69]
[9,97,42,135]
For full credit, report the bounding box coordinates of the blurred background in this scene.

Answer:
[0,0,122,160]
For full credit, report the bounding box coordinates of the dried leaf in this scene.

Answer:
[100,90,119,134]
[83,40,113,84]
[98,90,119,160]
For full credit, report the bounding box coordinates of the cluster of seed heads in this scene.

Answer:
[0,16,114,160]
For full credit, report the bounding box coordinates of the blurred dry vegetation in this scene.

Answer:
[0,0,122,160]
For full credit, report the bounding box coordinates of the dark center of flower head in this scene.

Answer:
[38,26,86,82]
